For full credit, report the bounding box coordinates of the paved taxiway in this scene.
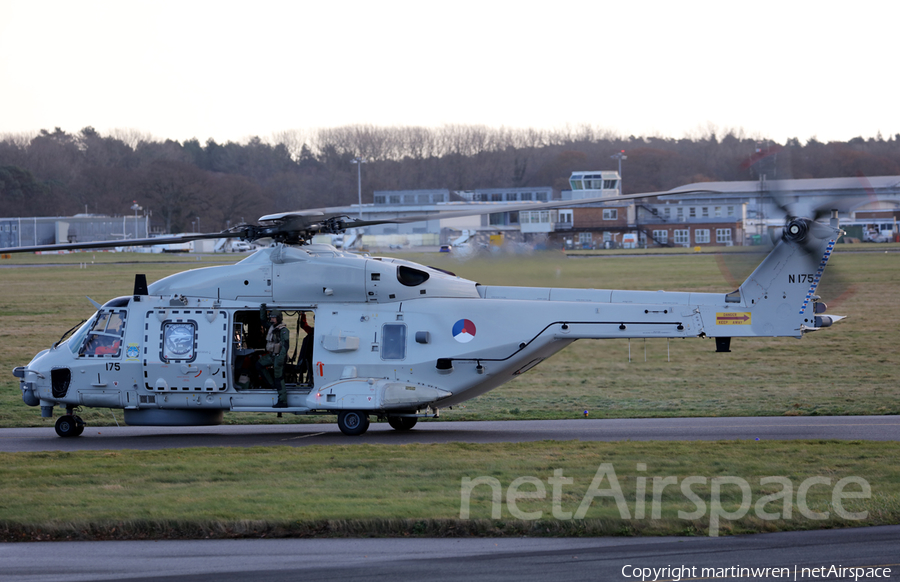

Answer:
[1,415,898,452]
[3,526,899,582]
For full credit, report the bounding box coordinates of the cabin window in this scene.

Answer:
[397,265,430,287]
[381,323,407,360]
[161,321,197,362]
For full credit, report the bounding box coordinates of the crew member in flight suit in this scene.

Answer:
[257,304,290,408]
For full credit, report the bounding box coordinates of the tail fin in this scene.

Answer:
[737,218,842,337]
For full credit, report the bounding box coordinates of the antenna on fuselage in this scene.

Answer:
[134,274,149,296]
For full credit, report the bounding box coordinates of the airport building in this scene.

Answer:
[359,187,556,248]
[3,176,897,252]
[0,214,150,250]
[353,173,900,250]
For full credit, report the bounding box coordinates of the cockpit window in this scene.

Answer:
[397,265,430,287]
[67,316,96,355]
[79,309,127,358]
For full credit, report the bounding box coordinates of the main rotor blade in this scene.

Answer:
[0,231,239,254]
[274,189,725,230]
[1,187,725,254]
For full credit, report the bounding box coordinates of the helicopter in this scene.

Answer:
[6,193,845,436]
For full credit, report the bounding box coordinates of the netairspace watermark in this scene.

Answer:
[620,564,891,581]
[459,463,872,537]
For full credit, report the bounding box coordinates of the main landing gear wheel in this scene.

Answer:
[337,410,370,436]
[55,415,84,438]
[388,416,418,431]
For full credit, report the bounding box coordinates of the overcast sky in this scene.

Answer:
[1,0,897,145]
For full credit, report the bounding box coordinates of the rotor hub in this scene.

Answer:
[783,218,809,243]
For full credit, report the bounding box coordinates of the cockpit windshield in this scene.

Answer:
[77,309,128,357]
[67,314,97,355]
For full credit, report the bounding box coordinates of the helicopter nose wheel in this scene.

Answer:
[55,414,85,438]
[337,410,370,436]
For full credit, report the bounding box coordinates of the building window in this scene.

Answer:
[695,229,710,244]
[716,228,732,244]
[521,192,532,201]
[374,195,386,205]
[714,206,722,217]
[489,213,505,226]
[508,211,519,224]
[536,192,548,201]
[663,207,671,219]
[506,192,517,201]
[559,210,572,223]
[727,206,735,217]
[433,194,444,203]
[389,195,400,204]
[689,207,696,218]
[674,229,689,245]
[676,207,684,220]
[578,232,592,245]
[701,207,709,218]
[492,193,502,202]
[603,209,618,220]
[652,230,668,245]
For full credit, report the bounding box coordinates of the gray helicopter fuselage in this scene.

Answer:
[16,221,843,431]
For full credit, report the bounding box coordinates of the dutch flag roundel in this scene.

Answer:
[452,318,477,343]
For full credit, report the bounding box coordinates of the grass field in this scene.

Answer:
[1,246,898,540]
[1,440,898,541]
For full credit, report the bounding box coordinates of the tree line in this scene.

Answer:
[1,124,898,234]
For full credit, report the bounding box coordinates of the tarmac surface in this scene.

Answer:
[3,526,899,581]
[1,415,898,452]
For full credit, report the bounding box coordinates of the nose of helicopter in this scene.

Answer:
[14,365,42,407]
[14,345,66,415]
